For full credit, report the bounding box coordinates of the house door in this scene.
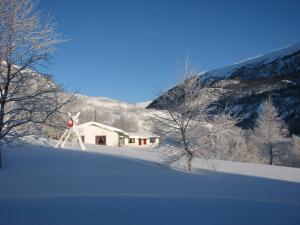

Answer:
[143,139,147,145]
[138,139,142,145]
[119,136,125,147]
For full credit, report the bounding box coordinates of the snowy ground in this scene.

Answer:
[0,142,300,225]
[83,143,300,183]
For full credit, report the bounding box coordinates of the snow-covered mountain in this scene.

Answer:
[200,42,300,81]
[148,42,300,134]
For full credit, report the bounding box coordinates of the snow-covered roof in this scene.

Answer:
[128,132,159,138]
[78,121,159,138]
[78,121,129,136]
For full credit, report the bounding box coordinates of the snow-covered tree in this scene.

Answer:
[152,61,238,171]
[0,0,73,168]
[214,123,248,161]
[253,96,288,165]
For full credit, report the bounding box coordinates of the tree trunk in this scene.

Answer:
[188,155,193,172]
[269,143,273,165]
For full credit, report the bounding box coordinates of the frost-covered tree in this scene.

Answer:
[152,61,238,171]
[0,0,73,168]
[214,123,247,161]
[253,96,288,165]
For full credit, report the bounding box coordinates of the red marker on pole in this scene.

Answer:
[67,118,73,128]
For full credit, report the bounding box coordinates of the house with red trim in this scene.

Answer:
[77,121,159,147]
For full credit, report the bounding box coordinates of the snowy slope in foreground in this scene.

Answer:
[0,143,299,225]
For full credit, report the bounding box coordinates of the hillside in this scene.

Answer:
[61,94,156,133]
[148,42,300,134]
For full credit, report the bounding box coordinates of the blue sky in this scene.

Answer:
[39,0,300,103]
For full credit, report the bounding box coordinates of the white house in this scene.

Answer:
[77,121,159,147]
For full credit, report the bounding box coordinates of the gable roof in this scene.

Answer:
[77,121,129,136]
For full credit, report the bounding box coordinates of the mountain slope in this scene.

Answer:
[148,42,300,134]
[200,42,300,82]
[61,94,156,133]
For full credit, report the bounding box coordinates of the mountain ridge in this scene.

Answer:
[198,41,300,82]
[147,42,300,134]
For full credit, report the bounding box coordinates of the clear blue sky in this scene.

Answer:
[39,0,300,103]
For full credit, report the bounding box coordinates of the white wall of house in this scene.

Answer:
[78,124,120,147]
[124,137,129,145]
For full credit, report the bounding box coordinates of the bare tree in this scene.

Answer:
[0,0,73,168]
[152,63,238,171]
[253,95,288,165]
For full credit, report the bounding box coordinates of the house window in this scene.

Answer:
[143,139,147,145]
[81,136,85,143]
[150,137,156,143]
[129,138,135,143]
[95,136,106,145]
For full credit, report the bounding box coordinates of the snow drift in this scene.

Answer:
[0,142,299,225]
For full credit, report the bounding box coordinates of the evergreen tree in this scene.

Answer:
[253,96,288,165]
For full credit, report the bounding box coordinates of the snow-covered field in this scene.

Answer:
[0,142,300,225]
